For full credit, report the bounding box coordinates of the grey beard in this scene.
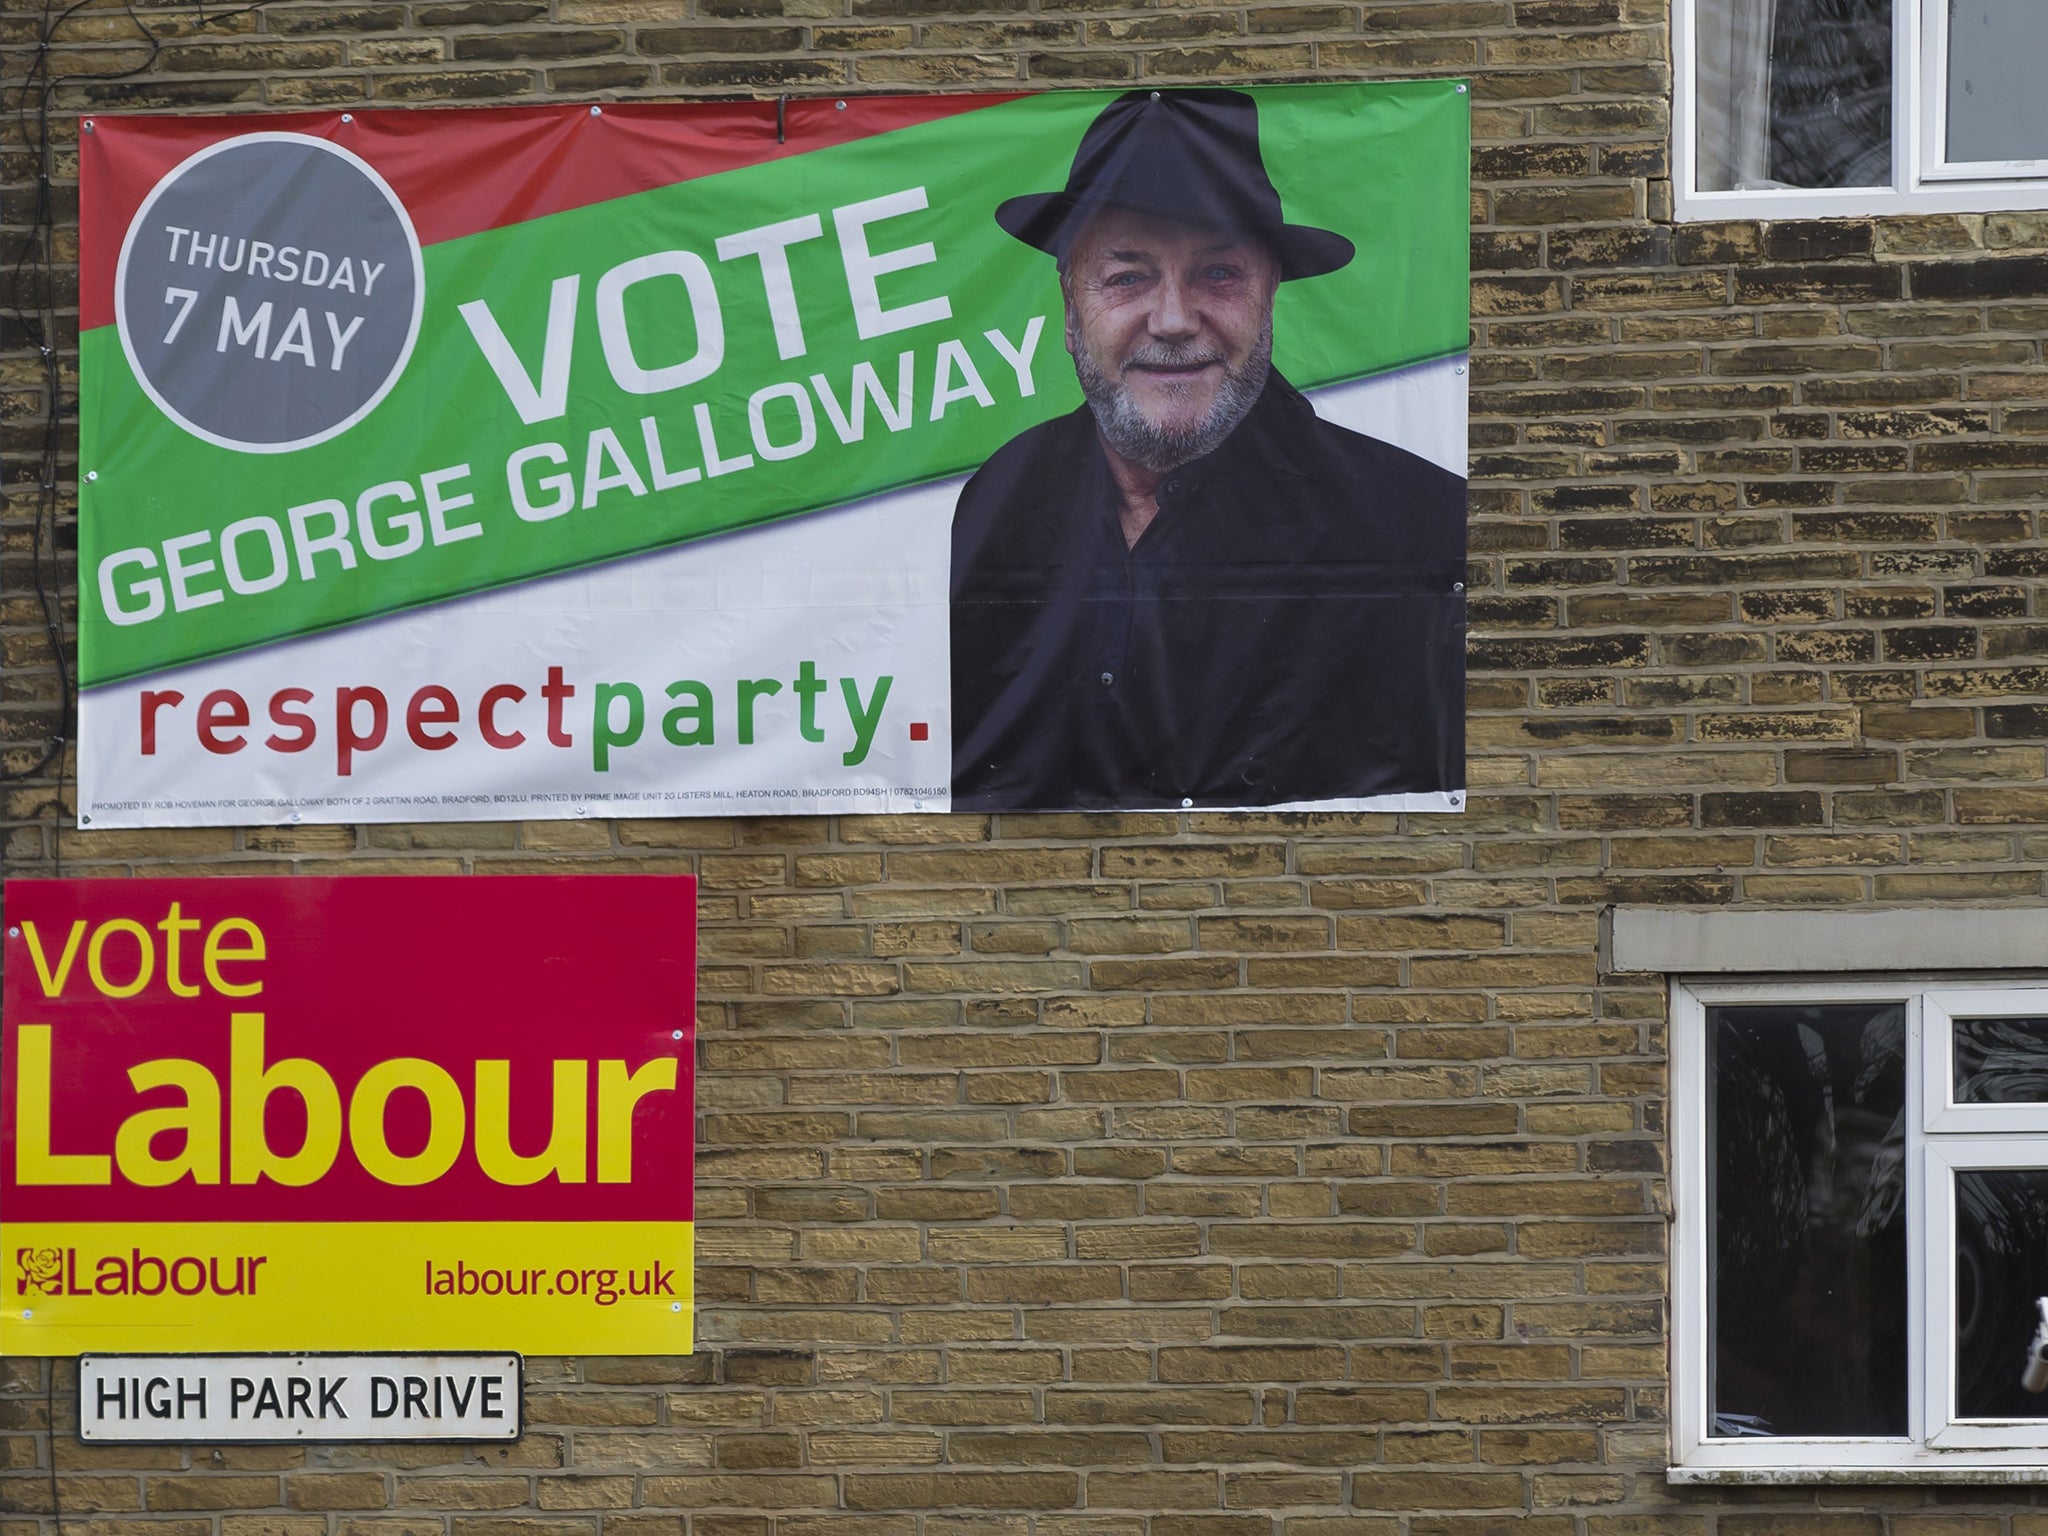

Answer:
[1074,323,1273,474]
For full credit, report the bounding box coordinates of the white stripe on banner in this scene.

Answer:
[78,362,1464,828]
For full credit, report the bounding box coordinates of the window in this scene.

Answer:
[1677,0,2048,218]
[1672,980,2048,1479]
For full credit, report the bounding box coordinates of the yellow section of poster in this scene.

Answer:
[0,1221,692,1355]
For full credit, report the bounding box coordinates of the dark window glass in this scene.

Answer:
[1953,1017,2048,1104]
[1695,0,1891,192]
[1955,1168,2048,1421]
[1768,0,1892,188]
[1708,1002,1908,1437]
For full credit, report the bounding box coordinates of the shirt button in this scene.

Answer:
[1100,671,1115,686]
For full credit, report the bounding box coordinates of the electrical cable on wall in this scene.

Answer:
[3,0,271,879]
[44,1369,60,1536]
[10,0,274,1443]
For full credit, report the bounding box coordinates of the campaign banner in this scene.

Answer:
[76,85,1469,826]
[1,876,696,1355]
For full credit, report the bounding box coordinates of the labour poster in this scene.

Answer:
[1,876,696,1355]
[76,86,1469,824]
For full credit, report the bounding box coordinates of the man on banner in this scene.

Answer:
[949,88,1465,812]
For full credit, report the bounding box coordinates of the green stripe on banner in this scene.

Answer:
[80,83,1468,686]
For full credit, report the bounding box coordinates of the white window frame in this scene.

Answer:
[1671,978,2048,1481]
[1917,5,2048,184]
[1674,0,2048,220]
[1925,1136,2048,1450]
[1922,989,2048,1133]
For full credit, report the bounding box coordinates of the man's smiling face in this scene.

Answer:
[1062,206,1280,474]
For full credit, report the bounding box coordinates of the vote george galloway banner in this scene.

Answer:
[75,85,1469,826]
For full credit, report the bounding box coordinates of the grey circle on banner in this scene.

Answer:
[115,132,424,454]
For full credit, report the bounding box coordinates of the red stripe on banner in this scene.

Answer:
[79,95,1018,332]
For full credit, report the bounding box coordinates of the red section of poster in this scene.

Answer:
[78,96,1016,331]
[1,875,696,1223]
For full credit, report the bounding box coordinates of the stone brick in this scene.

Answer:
[843,1474,1077,1510]
[285,1477,389,1511]
[145,1481,279,1512]
[1350,1473,1527,1512]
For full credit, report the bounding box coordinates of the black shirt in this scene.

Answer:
[950,373,1466,811]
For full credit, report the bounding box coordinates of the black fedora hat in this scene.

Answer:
[995,88,1354,282]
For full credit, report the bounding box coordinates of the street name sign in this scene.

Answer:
[79,1352,521,1442]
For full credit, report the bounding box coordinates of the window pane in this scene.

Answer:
[1696,0,1891,191]
[1708,1002,1908,1437]
[1953,1017,2048,1104]
[1955,1168,2048,1420]
[1947,1,2048,163]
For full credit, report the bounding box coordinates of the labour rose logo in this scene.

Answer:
[16,1248,62,1295]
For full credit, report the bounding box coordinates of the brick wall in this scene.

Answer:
[10,0,2048,1530]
